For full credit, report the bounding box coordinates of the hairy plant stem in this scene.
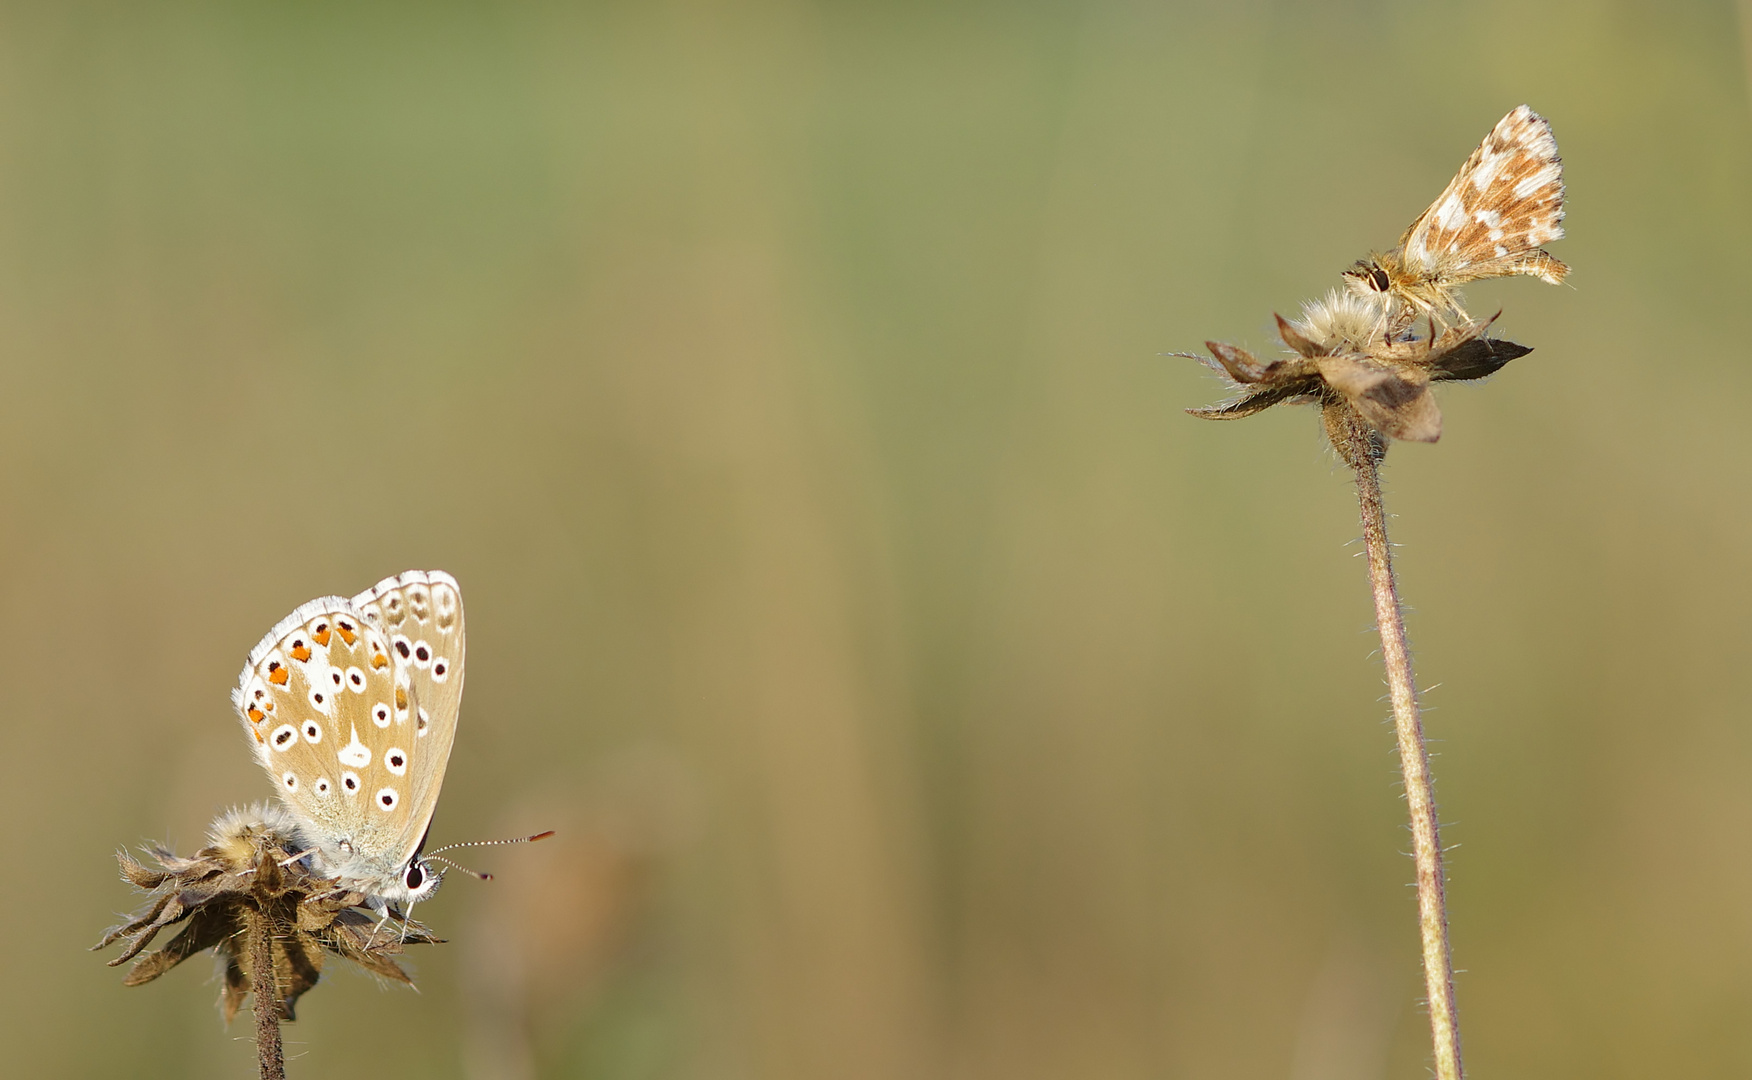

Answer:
[248,908,286,1080]
[1345,423,1463,1080]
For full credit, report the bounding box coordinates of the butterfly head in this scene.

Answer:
[1343,259,1393,297]
[386,855,444,906]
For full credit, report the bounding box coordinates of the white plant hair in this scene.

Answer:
[1291,289,1390,354]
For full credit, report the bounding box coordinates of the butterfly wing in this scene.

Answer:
[350,571,466,871]
[232,597,411,888]
[1397,105,1567,289]
[229,570,465,896]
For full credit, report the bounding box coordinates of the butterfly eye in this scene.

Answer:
[1370,266,1390,291]
[404,862,424,890]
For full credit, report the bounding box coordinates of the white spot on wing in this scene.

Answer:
[1469,154,1502,191]
[1513,164,1560,199]
[337,724,372,768]
[1435,193,1466,231]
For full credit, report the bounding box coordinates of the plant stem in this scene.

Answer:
[1350,439,1463,1080]
[249,908,286,1080]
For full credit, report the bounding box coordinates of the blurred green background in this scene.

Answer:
[10,1,1752,1077]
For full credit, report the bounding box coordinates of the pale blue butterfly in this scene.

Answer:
[230,570,464,919]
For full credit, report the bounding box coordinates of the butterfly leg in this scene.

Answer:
[363,897,395,949]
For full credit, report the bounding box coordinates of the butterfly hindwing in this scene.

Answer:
[351,571,466,870]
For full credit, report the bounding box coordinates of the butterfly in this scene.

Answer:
[230,570,465,919]
[1344,105,1567,330]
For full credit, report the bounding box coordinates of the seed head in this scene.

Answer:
[93,803,441,1021]
[1185,290,1532,468]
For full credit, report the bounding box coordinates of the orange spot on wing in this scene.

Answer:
[290,643,312,662]
[395,687,407,709]
[372,652,389,669]
[247,706,264,722]
[336,623,357,645]
[253,728,265,743]
[313,626,332,646]
[268,665,289,686]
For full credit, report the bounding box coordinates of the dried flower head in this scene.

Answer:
[93,803,441,1022]
[1186,290,1532,468]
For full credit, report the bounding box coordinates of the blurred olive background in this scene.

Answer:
[8,1,1752,1077]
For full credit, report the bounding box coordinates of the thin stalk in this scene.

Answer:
[1341,418,1463,1080]
[248,908,286,1080]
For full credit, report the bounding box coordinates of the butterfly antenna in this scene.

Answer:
[426,855,494,881]
[427,831,554,857]
[425,831,555,882]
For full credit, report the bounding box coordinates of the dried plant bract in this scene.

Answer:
[1186,290,1532,467]
[94,804,440,1077]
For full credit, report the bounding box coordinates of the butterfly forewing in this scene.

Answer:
[1398,104,1567,288]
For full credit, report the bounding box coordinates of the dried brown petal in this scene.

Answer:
[1187,379,1320,420]
[1204,340,1270,383]
[1430,337,1533,382]
[1275,313,1326,358]
[1318,355,1442,444]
